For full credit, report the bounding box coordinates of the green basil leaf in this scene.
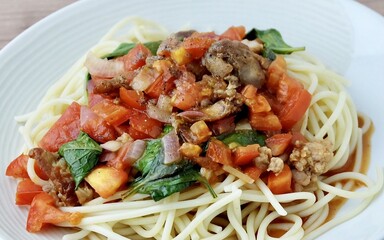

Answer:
[103,40,162,59]
[58,131,102,189]
[216,130,266,147]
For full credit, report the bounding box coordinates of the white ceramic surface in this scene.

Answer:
[0,0,383,239]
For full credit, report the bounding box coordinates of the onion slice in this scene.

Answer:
[162,130,181,164]
[85,52,124,78]
[125,140,146,165]
[147,104,171,123]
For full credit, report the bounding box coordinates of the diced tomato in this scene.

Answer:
[249,111,282,131]
[147,60,176,98]
[27,192,83,232]
[265,133,293,156]
[6,154,48,180]
[243,166,264,181]
[220,26,246,41]
[80,106,118,143]
[171,71,202,110]
[119,87,146,110]
[210,115,236,135]
[106,141,134,171]
[39,102,81,152]
[278,88,312,130]
[127,125,152,140]
[91,100,132,127]
[85,166,129,199]
[129,110,163,138]
[241,84,258,99]
[242,85,271,113]
[206,139,233,166]
[267,164,292,194]
[16,179,43,205]
[291,132,307,145]
[181,36,216,59]
[233,144,260,166]
[117,44,152,71]
[87,80,113,108]
[144,74,165,99]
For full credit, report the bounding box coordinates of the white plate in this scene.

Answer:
[0,0,383,239]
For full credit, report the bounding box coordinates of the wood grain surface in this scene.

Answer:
[0,0,383,49]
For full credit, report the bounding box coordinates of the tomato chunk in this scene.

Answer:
[267,164,292,194]
[220,26,246,41]
[6,154,48,180]
[206,139,232,166]
[85,166,129,199]
[243,166,264,181]
[249,111,282,131]
[91,100,132,126]
[233,144,260,166]
[16,179,43,205]
[129,110,163,138]
[265,133,293,156]
[120,87,146,110]
[27,192,83,232]
[182,35,216,59]
[117,44,152,71]
[80,106,118,143]
[39,102,81,152]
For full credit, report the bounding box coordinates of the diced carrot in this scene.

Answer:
[265,133,293,156]
[206,139,232,166]
[267,164,292,194]
[233,144,260,166]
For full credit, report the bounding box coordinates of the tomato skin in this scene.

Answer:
[182,36,216,59]
[27,192,83,232]
[16,179,43,205]
[233,144,260,166]
[265,133,293,156]
[91,100,132,126]
[6,154,48,180]
[80,106,118,143]
[206,139,233,166]
[267,164,292,194]
[220,26,246,41]
[278,89,311,130]
[119,87,146,110]
[129,110,163,138]
[117,44,152,71]
[39,102,81,152]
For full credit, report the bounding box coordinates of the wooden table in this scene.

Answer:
[0,0,383,49]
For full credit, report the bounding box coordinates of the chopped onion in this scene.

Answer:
[147,104,171,123]
[100,141,123,152]
[177,110,207,122]
[157,94,173,112]
[85,52,124,78]
[124,140,146,165]
[130,67,158,91]
[162,130,181,164]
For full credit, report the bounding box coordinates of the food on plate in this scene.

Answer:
[6,17,383,239]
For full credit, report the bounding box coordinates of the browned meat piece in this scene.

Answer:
[29,148,79,206]
[157,30,196,56]
[203,39,266,88]
[289,139,334,190]
[93,74,134,94]
[186,60,209,80]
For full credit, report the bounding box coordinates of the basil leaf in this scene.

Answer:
[244,28,305,60]
[133,139,162,176]
[216,130,266,147]
[103,40,162,59]
[58,131,102,189]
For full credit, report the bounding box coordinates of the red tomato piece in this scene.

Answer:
[206,139,233,166]
[117,44,152,71]
[171,72,202,111]
[106,141,134,171]
[16,179,43,205]
[249,111,282,131]
[265,133,293,156]
[129,110,163,138]
[39,102,81,152]
[220,26,246,41]
[243,166,264,181]
[233,144,260,166]
[27,192,83,232]
[91,100,132,126]
[6,154,48,180]
[119,87,146,110]
[80,106,118,143]
[267,164,292,194]
[182,36,216,59]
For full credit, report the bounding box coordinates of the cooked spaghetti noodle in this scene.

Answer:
[12,17,383,240]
